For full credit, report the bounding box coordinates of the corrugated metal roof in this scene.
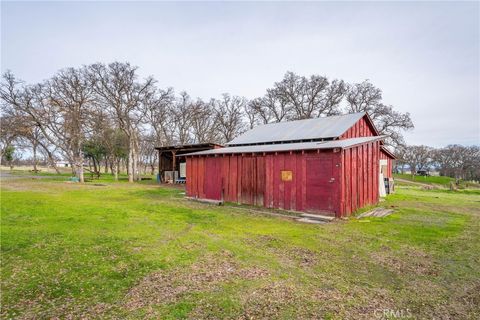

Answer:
[182,136,386,156]
[227,112,366,146]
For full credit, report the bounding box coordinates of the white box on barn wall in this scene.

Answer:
[179,162,186,178]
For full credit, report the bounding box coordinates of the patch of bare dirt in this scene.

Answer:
[238,281,308,319]
[289,247,318,267]
[124,251,269,311]
[310,286,400,320]
[370,247,439,276]
[1,297,119,320]
[243,235,318,268]
[243,234,284,247]
[453,280,480,317]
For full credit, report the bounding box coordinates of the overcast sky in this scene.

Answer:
[1,1,479,147]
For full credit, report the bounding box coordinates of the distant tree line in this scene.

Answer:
[396,144,480,181]
[1,62,413,182]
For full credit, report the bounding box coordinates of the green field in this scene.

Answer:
[1,173,479,319]
[393,173,458,186]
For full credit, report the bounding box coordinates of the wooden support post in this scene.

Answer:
[158,151,163,183]
[172,150,177,183]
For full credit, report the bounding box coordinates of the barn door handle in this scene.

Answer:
[329,178,335,183]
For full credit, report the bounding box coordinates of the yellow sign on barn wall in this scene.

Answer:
[281,170,293,181]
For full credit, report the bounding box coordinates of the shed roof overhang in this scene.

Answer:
[155,143,223,155]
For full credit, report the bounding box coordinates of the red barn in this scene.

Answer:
[183,113,395,218]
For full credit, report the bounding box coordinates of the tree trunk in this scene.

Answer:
[48,155,60,174]
[133,150,139,181]
[111,159,118,181]
[104,159,109,174]
[129,133,140,182]
[78,164,84,183]
[92,158,98,176]
[115,159,120,181]
[51,162,60,174]
[38,142,60,174]
[32,143,38,173]
[128,148,134,183]
[71,149,85,183]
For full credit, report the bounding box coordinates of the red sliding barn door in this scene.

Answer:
[305,154,335,213]
[204,157,222,200]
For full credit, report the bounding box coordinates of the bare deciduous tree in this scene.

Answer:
[346,80,413,146]
[213,94,247,143]
[89,62,156,182]
[399,145,433,176]
[434,145,480,181]
[190,100,219,143]
[44,67,95,182]
[244,100,259,129]
[144,87,175,147]
[0,113,20,160]
[138,132,158,175]
[1,69,93,181]
[247,72,347,125]
[257,89,290,123]
[346,80,383,113]
[171,91,194,145]
[276,72,345,119]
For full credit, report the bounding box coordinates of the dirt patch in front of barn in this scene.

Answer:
[243,235,319,268]
[123,251,269,311]
[189,280,319,320]
[370,246,439,276]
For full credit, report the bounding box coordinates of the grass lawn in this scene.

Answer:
[393,173,456,186]
[3,168,156,183]
[1,174,479,319]
[392,174,480,190]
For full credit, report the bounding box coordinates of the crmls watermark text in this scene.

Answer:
[373,308,413,319]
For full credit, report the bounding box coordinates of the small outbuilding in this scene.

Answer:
[183,113,395,217]
[155,143,222,183]
[55,160,71,168]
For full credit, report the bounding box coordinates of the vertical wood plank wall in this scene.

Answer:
[380,150,394,178]
[186,145,382,217]
[340,116,376,139]
[339,141,380,216]
[181,114,393,217]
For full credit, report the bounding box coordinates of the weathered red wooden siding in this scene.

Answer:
[339,141,380,216]
[187,150,344,216]
[187,143,383,217]
[380,149,393,178]
[340,115,376,139]
[204,157,221,200]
